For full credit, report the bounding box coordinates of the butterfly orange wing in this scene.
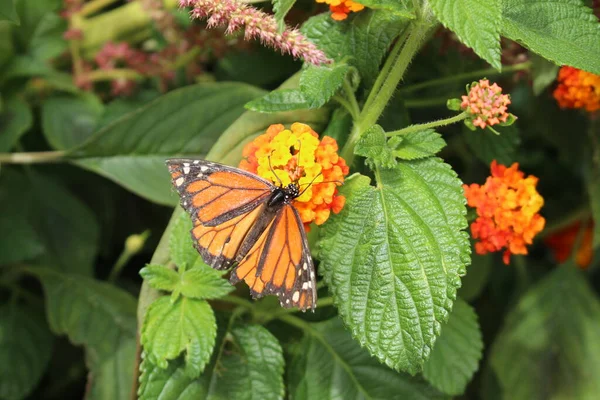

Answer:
[167,159,273,269]
[231,204,317,311]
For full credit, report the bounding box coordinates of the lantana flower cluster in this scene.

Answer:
[463,161,545,264]
[553,66,600,113]
[545,221,594,269]
[315,0,365,20]
[239,123,349,230]
[450,79,516,131]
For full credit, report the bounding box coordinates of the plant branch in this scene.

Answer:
[0,151,67,164]
[387,111,468,136]
[401,61,532,94]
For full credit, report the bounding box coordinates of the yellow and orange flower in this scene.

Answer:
[239,123,349,230]
[463,161,545,264]
[544,220,594,269]
[315,0,364,20]
[553,66,600,113]
[460,79,514,130]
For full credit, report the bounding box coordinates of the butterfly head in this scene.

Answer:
[283,182,300,201]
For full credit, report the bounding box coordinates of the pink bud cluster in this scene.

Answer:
[180,0,332,66]
[461,79,512,129]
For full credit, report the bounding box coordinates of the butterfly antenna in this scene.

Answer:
[298,172,324,197]
[268,151,284,187]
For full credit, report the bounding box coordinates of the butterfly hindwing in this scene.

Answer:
[232,204,317,311]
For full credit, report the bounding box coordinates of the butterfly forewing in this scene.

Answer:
[166,158,317,310]
[167,159,273,226]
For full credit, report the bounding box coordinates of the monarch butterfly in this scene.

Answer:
[166,158,317,311]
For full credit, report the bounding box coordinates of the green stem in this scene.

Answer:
[333,95,358,120]
[136,209,182,327]
[358,21,433,132]
[341,21,434,163]
[84,68,143,82]
[219,295,254,310]
[277,313,316,334]
[401,61,532,94]
[0,150,66,164]
[362,28,409,113]
[343,78,361,118]
[404,96,451,108]
[387,111,468,136]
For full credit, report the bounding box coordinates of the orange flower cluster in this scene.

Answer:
[315,0,365,20]
[463,161,545,264]
[553,66,600,113]
[239,123,349,230]
[461,79,513,129]
[544,221,594,269]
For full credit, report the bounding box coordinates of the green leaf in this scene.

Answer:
[42,94,104,150]
[463,125,520,165]
[0,303,53,400]
[170,211,199,268]
[0,0,19,24]
[33,269,137,399]
[355,124,398,168]
[28,12,67,60]
[209,324,285,399]
[0,169,44,265]
[245,88,310,112]
[289,317,447,399]
[29,173,99,275]
[530,53,559,96]
[589,175,600,248]
[490,266,600,399]
[302,10,408,87]
[394,129,447,160]
[299,64,351,108]
[138,357,207,400]
[141,296,216,378]
[588,130,600,248]
[140,264,180,292]
[0,96,32,153]
[73,83,265,205]
[318,158,470,374]
[430,0,501,69]
[179,263,233,300]
[500,0,600,74]
[139,323,286,400]
[351,0,415,17]
[273,0,296,31]
[423,298,483,396]
[457,251,492,301]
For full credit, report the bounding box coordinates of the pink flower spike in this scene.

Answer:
[181,0,332,66]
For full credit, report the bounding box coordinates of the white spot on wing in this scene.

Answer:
[308,281,312,288]
[310,271,315,279]
[302,282,308,289]
[200,165,209,172]
[297,269,302,276]
[193,160,200,164]
[197,173,204,178]
[292,291,300,302]
[286,299,290,304]
[183,163,190,174]
[302,262,308,270]
[175,177,184,186]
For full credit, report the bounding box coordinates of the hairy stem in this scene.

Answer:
[401,61,532,94]
[386,111,468,136]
